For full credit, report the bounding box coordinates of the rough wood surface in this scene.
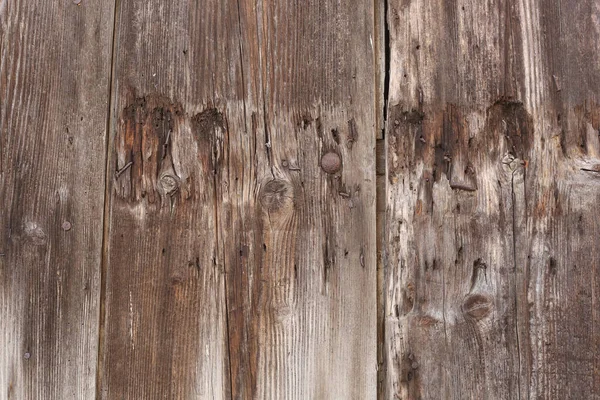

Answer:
[0,0,114,398]
[222,2,377,397]
[383,0,600,399]
[97,2,235,398]
[6,0,600,398]
[100,0,377,399]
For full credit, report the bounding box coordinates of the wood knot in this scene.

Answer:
[462,294,493,320]
[23,222,46,246]
[159,174,179,195]
[260,179,294,214]
[418,315,440,327]
[401,352,420,384]
[321,152,341,174]
[192,108,224,139]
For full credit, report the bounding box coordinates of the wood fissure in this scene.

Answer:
[95,0,120,397]
[376,0,392,396]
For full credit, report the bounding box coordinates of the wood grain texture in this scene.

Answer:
[100,0,377,399]
[383,0,600,399]
[0,0,114,398]
[98,2,237,398]
[221,2,377,398]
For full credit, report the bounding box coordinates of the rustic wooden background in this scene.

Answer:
[1,0,599,399]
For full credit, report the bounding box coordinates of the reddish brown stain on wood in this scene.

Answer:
[115,94,226,207]
[462,294,493,320]
[486,99,534,160]
[116,95,183,203]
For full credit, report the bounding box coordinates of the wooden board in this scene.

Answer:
[97,2,236,398]
[0,0,115,398]
[222,2,377,398]
[100,0,377,398]
[383,0,600,398]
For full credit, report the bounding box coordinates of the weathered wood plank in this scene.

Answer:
[383,0,600,398]
[101,0,378,398]
[98,2,240,398]
[219,1,377,398]
[0,0,114,398]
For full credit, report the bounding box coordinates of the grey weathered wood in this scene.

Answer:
[0,0,114,398]
[383,0,600,399]
[220,2,377,398]
[100,0,378,399]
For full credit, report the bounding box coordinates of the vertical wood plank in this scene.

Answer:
[101,0,377,398]
[98,2,241,398]
[220,1,377,398]
[526,1,600,398]
[0,0,114,398]
[383,0,600,398]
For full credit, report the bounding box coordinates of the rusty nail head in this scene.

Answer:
[62,221,72,231]
[321,152,341,174]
